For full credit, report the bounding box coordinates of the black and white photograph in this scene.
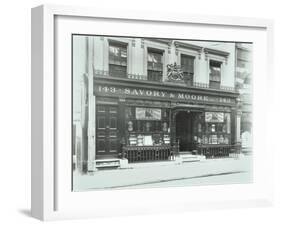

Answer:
[72,35,253,191]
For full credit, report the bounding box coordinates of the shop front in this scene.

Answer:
[94,76,240,164]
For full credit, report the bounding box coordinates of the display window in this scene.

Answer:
[193,112,231,145]
[125,106,171,146]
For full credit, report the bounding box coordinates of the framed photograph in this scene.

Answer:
[31,4,274,221]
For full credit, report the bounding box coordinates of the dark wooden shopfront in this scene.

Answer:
[93,76,240,162]
[96,104,119,159]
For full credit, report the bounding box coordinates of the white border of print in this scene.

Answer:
[31,4,274,221]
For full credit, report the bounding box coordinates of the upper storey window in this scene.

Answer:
[109,42,127,78]
[181,54,194,86]
[209,60,222,89]
[147,49,163,82]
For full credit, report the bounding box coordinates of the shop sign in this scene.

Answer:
[136,108,161,120]
[205,112,224,122]
[95,85,235,105]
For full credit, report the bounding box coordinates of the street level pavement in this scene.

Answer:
[73,156,252,191]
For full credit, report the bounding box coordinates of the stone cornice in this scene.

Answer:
[204,48,229,57]
[147,38,173,45]
[174,41,203,51]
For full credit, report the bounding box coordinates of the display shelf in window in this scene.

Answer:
[192,112,231,145]
[125,106,171,146]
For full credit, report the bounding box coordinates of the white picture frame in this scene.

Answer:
[31,4,274,221]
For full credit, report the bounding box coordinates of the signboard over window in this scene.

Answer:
[205,112,224,122]
[136,108,161,120]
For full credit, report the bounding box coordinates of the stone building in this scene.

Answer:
[235,43,253,153]
[72,36,244,172]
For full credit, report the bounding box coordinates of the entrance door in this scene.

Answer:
[175,111,193,152]
[96,105,119,158]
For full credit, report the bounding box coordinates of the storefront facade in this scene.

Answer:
[72,36,242,172]
[93,76,239,164]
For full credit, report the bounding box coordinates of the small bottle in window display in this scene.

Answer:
[162,122,168,132]
[222,124,227,133]
[128,121,133,132]
[193,136,198,142]
[211,124,216,133]
[125,108,132,119]
[145,122,151,132]
[224,136,229,144]
[208,136,212,144]
[218,135,224,144]
[163,110,167,118]
[198,123,202,133]
[203,135,208,144]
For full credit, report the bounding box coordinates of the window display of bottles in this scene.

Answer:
[125,106,171,146]
[125,107,231,146]
[193,112,231,145]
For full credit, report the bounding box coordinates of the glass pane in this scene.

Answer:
[120,48,127,58]
[109,44,127,68]
[109,46,120,57]
[181,55,194,73]
[125,107,133,119]
[225,113,231,134]
[209,61,221,81]
[109,64,127,78]
[210,81,220,89]
[148,70,163,82]
[148,52,162,63]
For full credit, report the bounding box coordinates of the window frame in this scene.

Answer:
[108,40,128,78]
[180,54,195,85]
[209,60,222,89]
[147,47,164,82]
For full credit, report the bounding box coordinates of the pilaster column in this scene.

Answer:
[118,98,126,157]
[87,37,96,172]
[236,110,242,143]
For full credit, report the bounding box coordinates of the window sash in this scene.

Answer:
[109,64,127,78]
[147,62,163,71]
[147,70,163,82]
[209,61,221,86]
[147,51,163,72]
[109,44,127,66]
[181,55,194,73]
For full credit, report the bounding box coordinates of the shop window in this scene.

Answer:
[181,54,194,86]
[209,60,221,89]
[147,49,163,82]
[125,106,170,146]
[109,42,127,78]
[193,112,231,145]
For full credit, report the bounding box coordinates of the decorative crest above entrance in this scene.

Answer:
[167,62,184,81]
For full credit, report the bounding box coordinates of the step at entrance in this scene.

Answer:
[179,152,205,162]
[95,159,120,169]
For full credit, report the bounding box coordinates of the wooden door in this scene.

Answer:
[96,105,119,158]
[176,111,193,152]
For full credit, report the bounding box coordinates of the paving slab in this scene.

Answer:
[73,156,252,191]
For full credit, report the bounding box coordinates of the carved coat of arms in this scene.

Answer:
[167,62,184,81]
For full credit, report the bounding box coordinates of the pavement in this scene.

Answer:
[73,156,253,191]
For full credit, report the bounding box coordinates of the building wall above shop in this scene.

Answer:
[90,36,236,89]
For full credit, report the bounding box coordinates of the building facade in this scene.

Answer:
[235,43,253,152]
[73,36,244,172]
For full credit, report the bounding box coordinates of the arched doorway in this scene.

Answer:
[175,111,193,152]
